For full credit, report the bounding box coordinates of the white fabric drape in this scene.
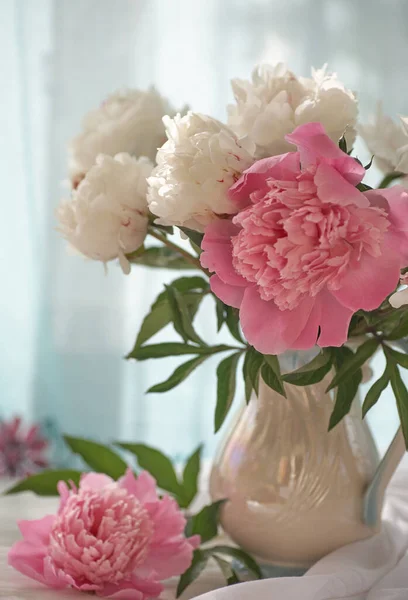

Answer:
[1,0,407,462]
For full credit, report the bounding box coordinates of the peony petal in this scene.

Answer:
[200,219,247,286]
[291,298,322,350]
[18,515,55,546]
[365,186,408,262]
[79,472,113,491]
[239,287,314,354]
[286,122,365,184]
[331,245,401,311]
[317,291,354,347]
[390,287,408,308]
[228,152,300,208]
[314,163,368,207]
[210,275,245,308]
[141,537,196,580]
[146,495,186,543]
[99,576,163,599]
[119,470,157,503]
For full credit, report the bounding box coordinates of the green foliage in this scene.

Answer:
[182,445,203,507]
[283,350,332,386]
[362,366,389,417]
[165,284,206,345]
[338,135,348,153]
[177,545,262,597]
[242,347,263,402]
[185,500,226,543]
[116,443,202,508]
[5,470,82,496]
[261,355,286,398]
[177,550,209,597]
[127,246,198,270]
[179,227,204,248]
[63,436,127,479]
[215,352,241,432]
[127,342,233,360]
[326,339,379,392]
[147,356,208,393]
[385,346,408,448]
[328,347,363,430]
[131,276,208,350]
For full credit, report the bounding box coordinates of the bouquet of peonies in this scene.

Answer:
[57,64,408,442]
[8,63,408,600]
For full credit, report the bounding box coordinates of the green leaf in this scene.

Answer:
[364,155,374,170]
[379,171,405,189]
[181,445,203,508]
[177,549,209,597]
[356,182,373,192]
[225,307,244,343]
[153,224,174,235]
[185,500,226,543]
[64,436,127,478]
[179,227,204,249]
[383,346,408,369]
[328,347,363,430]
[216,299,225,332]
[212,556,240,585]
[385,311,408,340]
[283,351,332,386]
[362,366,389,417]
[127,246,197,270]
[127,343,233,361]
[261,357,286,398]
[215,352,241,433]
[147,355,208,393]
[165,284,205,345]
[133,277,208,349]
[326,339,379,392]
[4,470,82,496]
[243,348,264,401]
[339,135,347,153]
[117,443,182,497]
[208,546,262,579]
[388,360,408,449]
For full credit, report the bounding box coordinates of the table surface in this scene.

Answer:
[0,488,225,599]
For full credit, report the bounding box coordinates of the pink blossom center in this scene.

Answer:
[48,487,154,587]
[231,177,390,310]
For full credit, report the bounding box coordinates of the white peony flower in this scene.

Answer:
[396,117,408,174]
[227,63,358,158]
[57,153,153,274]
[69,87,174,186]
[389,274,408,308]
[147,112,255,231]
[359,105,408,173]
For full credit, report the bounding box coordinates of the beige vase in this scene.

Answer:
[210,350,404,571]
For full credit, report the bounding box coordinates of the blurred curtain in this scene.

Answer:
[1,0,408,462]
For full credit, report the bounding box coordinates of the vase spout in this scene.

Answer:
[362,427,405,527]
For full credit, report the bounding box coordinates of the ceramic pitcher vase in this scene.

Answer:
[210,350,405,571]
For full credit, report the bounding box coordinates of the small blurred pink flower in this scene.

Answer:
[8,468,200,599]
[0,417,48,478]
[201,122,408,354]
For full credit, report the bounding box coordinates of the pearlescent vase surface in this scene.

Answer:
[210,351,404,568]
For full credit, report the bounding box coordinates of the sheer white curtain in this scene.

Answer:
[1,0,407,462]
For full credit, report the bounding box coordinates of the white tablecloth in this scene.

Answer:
[2,461,408,600]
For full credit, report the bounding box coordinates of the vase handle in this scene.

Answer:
[362,426,405,527]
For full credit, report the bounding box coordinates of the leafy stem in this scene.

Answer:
[148,229,208,274]
[379,171,405,189]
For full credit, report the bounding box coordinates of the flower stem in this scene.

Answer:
[379,171,405,189]
[148,229,208,274]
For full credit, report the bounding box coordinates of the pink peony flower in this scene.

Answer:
[201,122,408,354]
[0,417,48,477]
[8,469,200,599]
